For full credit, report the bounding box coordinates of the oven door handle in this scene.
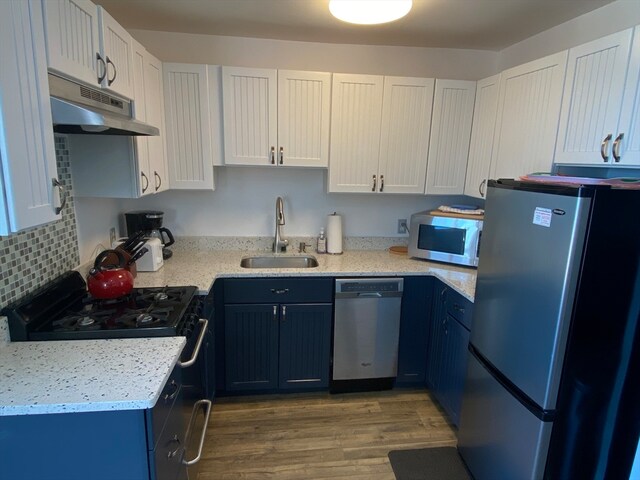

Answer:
[182,398,212,466]
[177,318,208,368]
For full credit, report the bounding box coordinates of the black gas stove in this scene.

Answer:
[3,271,199,341]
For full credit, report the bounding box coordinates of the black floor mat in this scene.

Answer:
[388,447,472,480]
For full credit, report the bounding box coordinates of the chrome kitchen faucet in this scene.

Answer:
[273,196,289,253]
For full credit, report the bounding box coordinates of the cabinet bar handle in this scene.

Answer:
[141,171,149,193]
[273,305,278,320]
[52,178,67,215]
[612,133,624,162]
[372,174,377,192]
[479,179,486,197]
[96,53,107,84]
[106,56,117,86]
[270,288,289,294]
[154,171,162,191]
[279,146,284,165]
[601,133,612,162]
[282,305,286,321]
[380,175,384,192]
[182,399,212,466]
[270,146,275,164]
[177,319,208,368]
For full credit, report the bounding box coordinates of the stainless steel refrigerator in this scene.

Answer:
[457,179,640,480]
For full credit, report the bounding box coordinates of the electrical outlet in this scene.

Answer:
[109,227,117,246]
[397,219,408,234]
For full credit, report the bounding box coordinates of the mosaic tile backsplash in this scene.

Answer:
[0,135,79,307]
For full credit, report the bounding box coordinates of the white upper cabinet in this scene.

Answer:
[464,74,500,199]
[425,80,476,195]
[42,0,134,99]
[491,51,568,179]
[164,63,217,190]
[615,26,640,166]
[41,0,100,88]
[222,67,331,167]
[222,67,277,166]
[277,70,332,167]
[144,54,169,193]
[378,76,435,194]
[329,74,384,193]
[96,6,134,99]
[0,0,63,235]
[555,29,634,166]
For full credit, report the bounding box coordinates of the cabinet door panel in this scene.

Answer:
[464,74,500,199]
[97,6,134,99]
[555,29,633,165]
[491,51,567,178]
[426,282,447,391]
[224,305,279,391]
[277,70,331,167]
[279,304,332,389]
[164,63,214,190]
[617,26,640,166]
[425,80,476,195]
[145,54,169,193]
[440,315,471,427]
[131,40,151,196]
[42,0,100,87]
[0,0,60,234]
[329,74,384,192]
[378,76,434,194]
[223,67,277,166]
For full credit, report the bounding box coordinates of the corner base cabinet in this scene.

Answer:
[426,280,474,427]
[222,278,333,393]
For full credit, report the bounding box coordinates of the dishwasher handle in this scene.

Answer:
[357,292,383,298]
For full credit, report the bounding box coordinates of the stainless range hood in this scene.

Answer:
[49,74,159,136]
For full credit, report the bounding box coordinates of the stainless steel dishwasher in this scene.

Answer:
[332,278,404,392]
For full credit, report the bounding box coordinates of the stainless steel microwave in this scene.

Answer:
[408,211,483,267]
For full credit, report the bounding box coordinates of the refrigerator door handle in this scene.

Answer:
[469,344,555,423]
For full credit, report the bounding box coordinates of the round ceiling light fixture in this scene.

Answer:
[329,0,413,25]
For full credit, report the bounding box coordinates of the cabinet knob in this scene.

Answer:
[601,133,612,162]
[612,133,624,163]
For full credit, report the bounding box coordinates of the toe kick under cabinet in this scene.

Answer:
[220,278,333,393]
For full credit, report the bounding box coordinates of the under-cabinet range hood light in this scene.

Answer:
[48,74,159,136]
[329,0,412,25]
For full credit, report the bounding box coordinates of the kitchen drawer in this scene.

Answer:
[224,277,333,304]
[149,385,186,480]
[445,287,473,331]
[146,366,182,450]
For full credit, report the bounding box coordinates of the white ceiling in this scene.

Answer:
[94,0,620,51]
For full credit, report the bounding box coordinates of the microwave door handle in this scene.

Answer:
[177,318,208,368]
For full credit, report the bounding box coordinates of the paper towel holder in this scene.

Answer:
[326,211,344,255]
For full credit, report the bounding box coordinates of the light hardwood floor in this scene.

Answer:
[197,389,457,479]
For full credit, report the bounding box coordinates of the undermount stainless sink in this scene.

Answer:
[240,255,319,269]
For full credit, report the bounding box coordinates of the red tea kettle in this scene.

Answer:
[87,249,135,299]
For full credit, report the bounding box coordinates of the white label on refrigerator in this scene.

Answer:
[533,207,552,227]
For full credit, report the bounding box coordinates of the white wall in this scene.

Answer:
[499,0,640,70]
[129,29,499,80]
[73,196,123,262]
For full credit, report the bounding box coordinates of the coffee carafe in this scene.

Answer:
[124,211,175,259]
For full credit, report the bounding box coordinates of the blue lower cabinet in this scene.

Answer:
[396,277,433,385]
[279,303,332,390]
[427,280,473,427]
[224,304,280,391]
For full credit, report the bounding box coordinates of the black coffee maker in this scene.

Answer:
[124,211,175,259]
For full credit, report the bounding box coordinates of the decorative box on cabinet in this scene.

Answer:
[222,67,331,167]
[68,41,168,198]
[222,278,333,393]
[490,50,568,179]
[0,0,64,235]
[555,27,640,166]
[329,74,435,194]
[42,0,135,99]
[464,74,500,199]
[424,79,476,195]
[426,280,473,427]
[163,63,223,190]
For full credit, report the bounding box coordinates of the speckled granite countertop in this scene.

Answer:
[0,331,185,416]
[133,249,477,301]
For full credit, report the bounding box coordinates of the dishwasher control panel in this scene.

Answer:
[335,278,404,296]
